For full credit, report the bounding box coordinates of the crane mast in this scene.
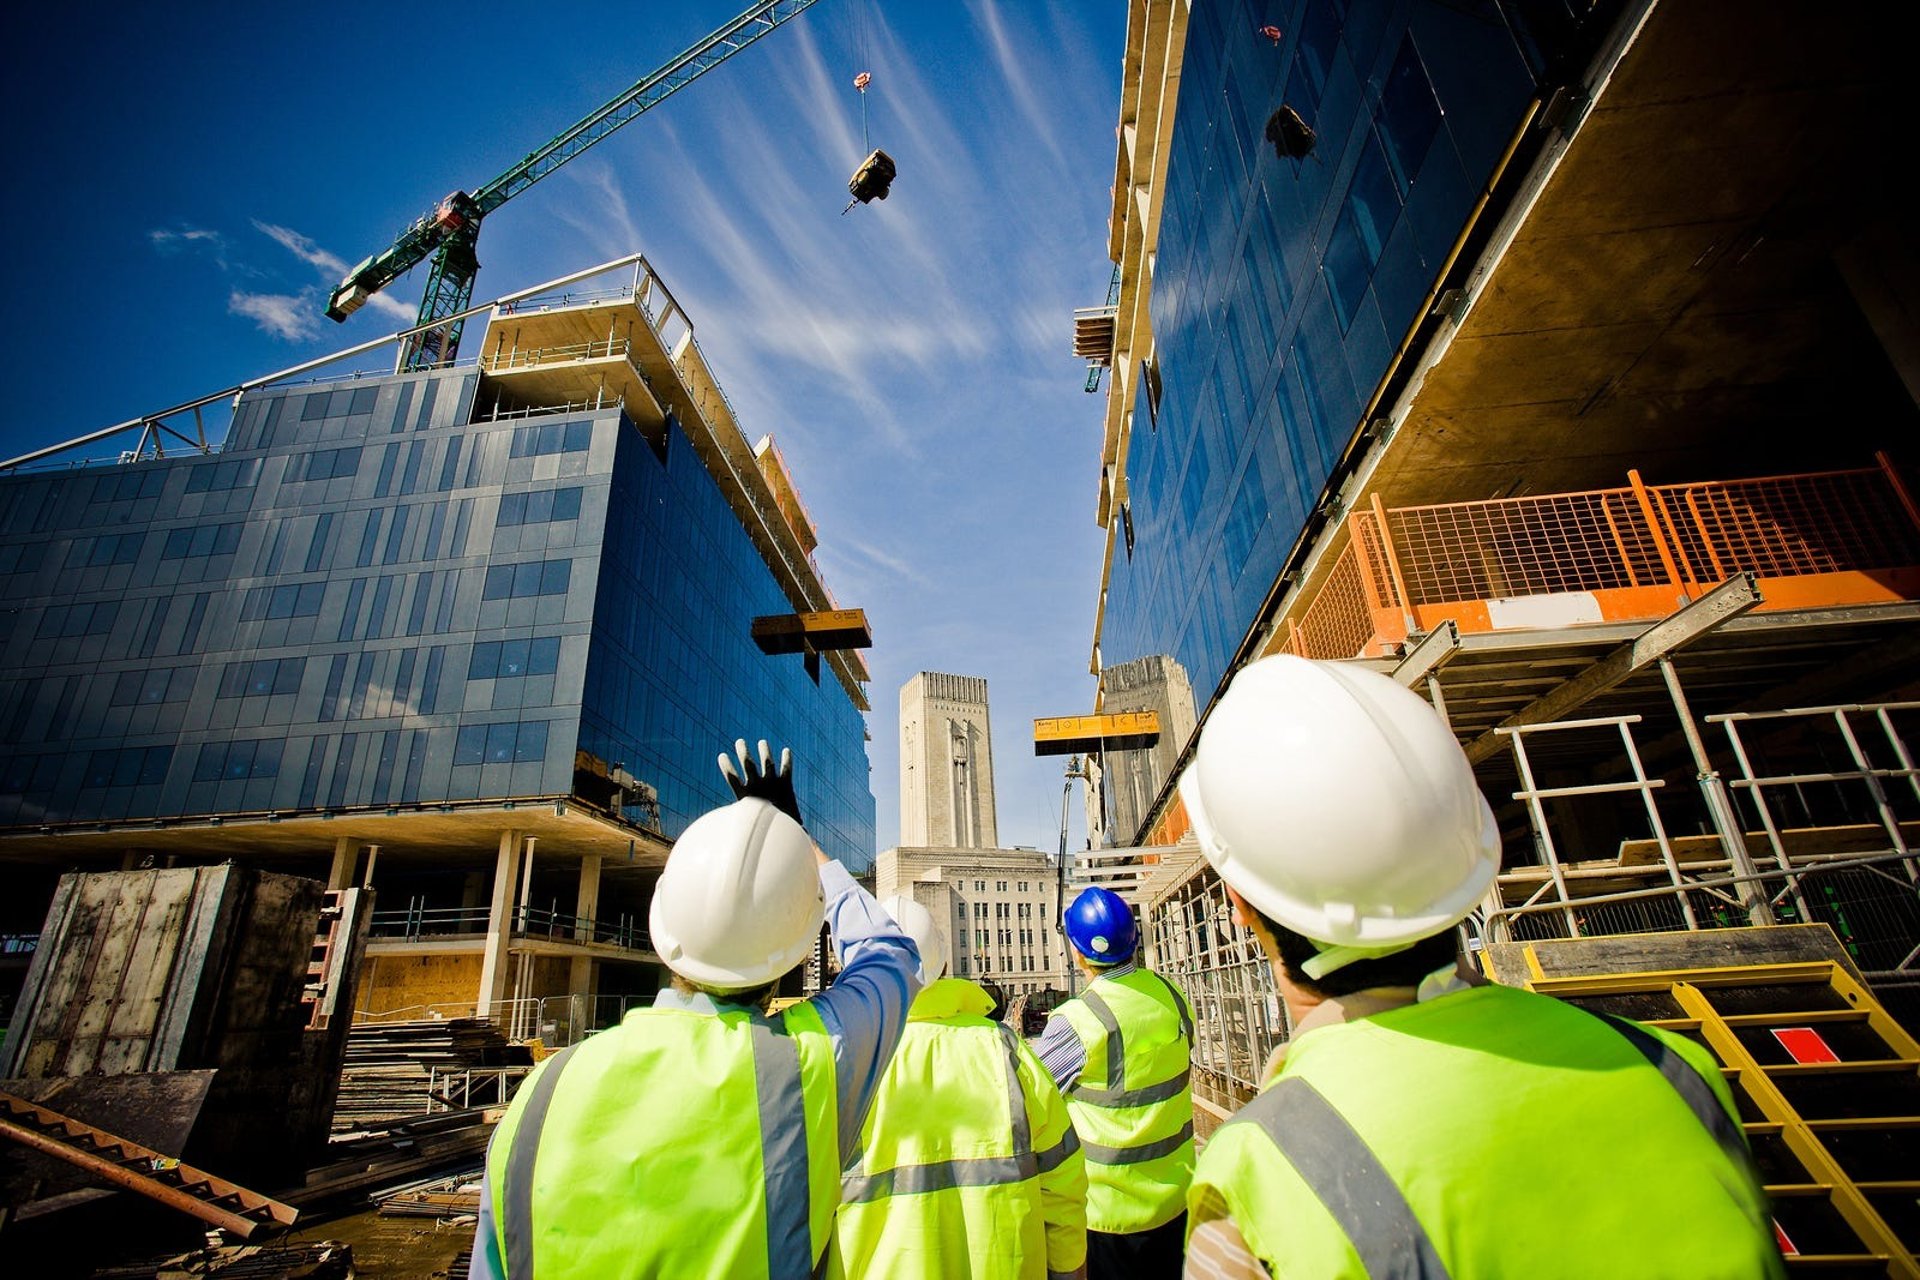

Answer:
[325,0,824,370]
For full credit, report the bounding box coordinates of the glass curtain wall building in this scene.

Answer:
[1100,0,1564,718]
[0,261,875,1027]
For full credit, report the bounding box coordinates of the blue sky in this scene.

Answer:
[1,2,1125,853]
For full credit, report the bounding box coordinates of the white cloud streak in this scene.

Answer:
[228,290,322,341]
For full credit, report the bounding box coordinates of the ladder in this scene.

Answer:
[1521,958,1920,1276]
[0,1091,299,1239]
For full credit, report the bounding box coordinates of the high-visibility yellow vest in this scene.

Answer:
[1053,967,1194,1233]
[1190,983,1785,1278]
[829,977,1086,1279]
[486,999,839,1279]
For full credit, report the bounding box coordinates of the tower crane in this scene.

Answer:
[325,0,825,371]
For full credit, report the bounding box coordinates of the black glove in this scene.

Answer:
[718,738,803,828]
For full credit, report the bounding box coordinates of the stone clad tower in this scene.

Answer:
[899,673,998,849]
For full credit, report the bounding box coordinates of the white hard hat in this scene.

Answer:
[1179,655,1499,950]
[880,893,948,983]
[650,799,824,991]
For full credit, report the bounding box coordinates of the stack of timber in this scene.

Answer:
[290,1109,501,1208]
[333,1019,530,1130]
[375,1168,483,1218]
[89,1241,352,1280]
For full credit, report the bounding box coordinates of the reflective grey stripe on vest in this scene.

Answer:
[1076,987,1126,1095]
[1599,1014,1762,1184]
[750,1015,813,1280]
[1035,1126,1080,1174]
[843,1022,1042,1205]
[996,1023,1032,1158]
[1069,1066,1192,1108]
[501,1044,580,1280]
[1080,1120,1194,1166]
[1232,1078,1450,1280]
[1148,969,1195,1045]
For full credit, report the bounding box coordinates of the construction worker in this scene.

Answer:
[1032,885,1195,1278]
[1178,655,1785,1278]
[470,741,921,1279]
[829,894,1089,1279]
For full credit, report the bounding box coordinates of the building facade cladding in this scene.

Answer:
[1100,0,1573,722]
[1093,654,1198,847]
[897,672,998,850]
[0,368,875,864]
[578,415,875,862]
[876,846,1071,995]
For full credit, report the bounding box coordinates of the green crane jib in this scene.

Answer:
[325,0,824,371]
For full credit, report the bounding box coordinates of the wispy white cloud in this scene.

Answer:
[968,0,1072,174]
[149,225,224,252]
[253,220,347,275]
[253,220,416,322]
[229,290,322,341]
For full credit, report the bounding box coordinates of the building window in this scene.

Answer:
[497,487,584,528]
[481,558,572,600]
[468,636,561,680]
[193,739,282,782]
[996,880,1008,892]
[110,667,190,706]
[67,533,145,568]
[162,523,242,560]
[36,602,119,640]
[975,880,985,891]
[218,657,305,699]
[238,582,325,621]
[82,746,172,789]
[283,446,363,483]
[453,720,551,766]
[509,421,593,458]
[184,458,262,493]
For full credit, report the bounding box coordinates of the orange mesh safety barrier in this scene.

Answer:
[1378,487,1664,604]
[1290,538,1379,660]
[1269,462,1920,660]
[1651,469,1920,586]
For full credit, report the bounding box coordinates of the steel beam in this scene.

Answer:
[1465,574,1763,764]
[1394,620,1461,687]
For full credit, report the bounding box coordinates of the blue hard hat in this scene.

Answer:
[1064,887,1137,964]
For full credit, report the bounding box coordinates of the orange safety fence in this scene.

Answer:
[1272,459,1920,661]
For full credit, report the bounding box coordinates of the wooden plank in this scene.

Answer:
[101,867,197,1074]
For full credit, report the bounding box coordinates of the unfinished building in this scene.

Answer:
[1085,0,1917,1265]
[0,256,875,1041]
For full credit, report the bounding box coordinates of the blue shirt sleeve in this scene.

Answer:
[1033,1011,1088,1095]
[807,860,922,1162]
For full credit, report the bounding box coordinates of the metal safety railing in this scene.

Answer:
[1478,698,1920,1001]
[1148,867,1287,1133]
[367,903,652,952]
[1274,458,1920,660]
[479,335,636,373]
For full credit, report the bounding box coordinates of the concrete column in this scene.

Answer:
[573,855,602,944]
[476,829,524,1017]
[327,838,362,891]
[569,854,602,1001]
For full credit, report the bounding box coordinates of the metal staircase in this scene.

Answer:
[0,1091,298,1239]
[1524,959,1920,1276]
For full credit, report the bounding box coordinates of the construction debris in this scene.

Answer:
[334,1019,529,1130]
[89,1241,352,1280]
[375,1170,483,1219]
[290,1109,500,1209]
[0,1090,298,1240]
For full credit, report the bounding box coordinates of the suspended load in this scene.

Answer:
[1265,105,1317,160]
[846,148,897,208]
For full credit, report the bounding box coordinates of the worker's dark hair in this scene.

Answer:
[671,972,785,1010]
[1251,904,1458,998]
